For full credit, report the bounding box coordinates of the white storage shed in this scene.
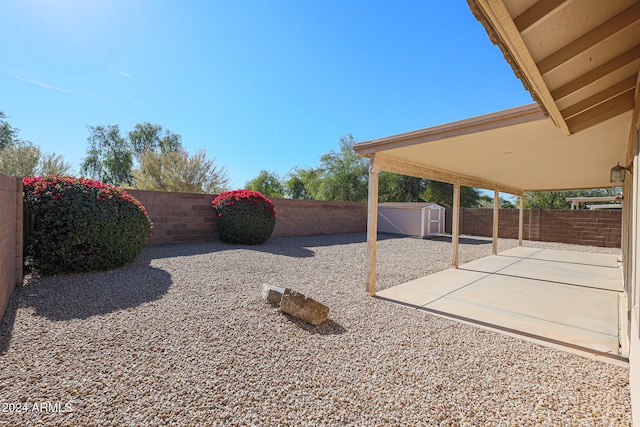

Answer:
[377,202,445,238]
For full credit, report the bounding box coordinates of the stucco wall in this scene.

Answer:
[0,174,22,322]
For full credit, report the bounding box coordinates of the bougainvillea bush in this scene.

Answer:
[212,190,276,245]
[23,175,152,275]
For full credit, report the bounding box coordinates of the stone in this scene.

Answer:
[279,288,330,326]
[261,284,285,306]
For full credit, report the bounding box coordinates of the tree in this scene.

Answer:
[0,112,71,176]
[81,122,186,186]
[315,134,368,202]
[500,197,515,209]
[524,188,621,209]
[285,170,313,199]
[378,172,426,202]
[37,152,72,176]
[128,122,182,159]
[477,193,516,208]
[477,194,493,208]
[132,148,229,194]
[0,111,18,151]
[245,170,284,198]
[291,167,324,200]
[0,140,39,176]
[81,125,133,185]
[421,181,480,207]
[0,139,72,177]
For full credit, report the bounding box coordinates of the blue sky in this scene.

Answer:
[0,0,533,189]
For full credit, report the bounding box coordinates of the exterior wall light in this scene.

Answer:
[610,163,632,183]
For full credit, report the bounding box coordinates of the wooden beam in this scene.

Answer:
[626,71,640,163]
[518,195,524,247]
[374,154,525,197]
[514,0,567,33]
[366,155,379,296]
[493,190,499,255]
[537,2,640,75]
[561,76,638,119]
[566,89,636,133]
[551,45,640,101]
[452,184,461,268]
[474,0,570,134]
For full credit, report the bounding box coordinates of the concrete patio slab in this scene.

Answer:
[497,258,622,291]
[458,254,524,273]
[379,269,488,306]
[498,247,544,258]
[376,248,624,359]
[527,249,620,268]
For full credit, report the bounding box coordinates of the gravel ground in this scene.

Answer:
[0,233,631,426]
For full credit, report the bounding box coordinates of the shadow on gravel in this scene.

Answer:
[283,315,347,335]
[19,263,172,321]
[0,296,19,356]
[142,233,408,261]
[428,235,492,246]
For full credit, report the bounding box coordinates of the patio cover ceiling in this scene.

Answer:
[354,104,631,195]
[468,0,640,135]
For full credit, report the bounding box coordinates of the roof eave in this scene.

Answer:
[354,103,544,156]
[466,0,571,135]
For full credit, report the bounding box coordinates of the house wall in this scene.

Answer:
[628,127,640,427]
[444,207,621,248]
[0,174,22,322]
[126,190,368,245]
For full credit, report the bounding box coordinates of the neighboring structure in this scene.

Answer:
[586,203,622,210]
[354,1,640,424]
[566,196,621,210]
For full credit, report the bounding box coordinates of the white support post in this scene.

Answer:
[518,195,524,247]
[452,184,460,268]
[366,155,379,296]
[492,190,499,255]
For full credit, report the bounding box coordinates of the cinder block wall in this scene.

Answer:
[125,190,621,248]
[127,190,219,245]
[271,198,367,237]
[445,207,621,248]
[127,190,368,245]
[538,209,622,247]
[445,208,531,238]
[0,173,22,322]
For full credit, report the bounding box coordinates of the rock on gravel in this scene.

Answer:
[0,233,630,426]
[262,284,285,306]
[279,288,330,326]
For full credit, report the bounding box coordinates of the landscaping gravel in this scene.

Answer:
[0,233,631,426]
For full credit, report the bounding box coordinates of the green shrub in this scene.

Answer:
[23,175,152,274]
[212,190,276,245]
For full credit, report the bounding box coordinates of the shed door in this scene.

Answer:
[427,207,442,235]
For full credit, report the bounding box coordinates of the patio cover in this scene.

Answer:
[355,1,640,423]
[354,104,630,194]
